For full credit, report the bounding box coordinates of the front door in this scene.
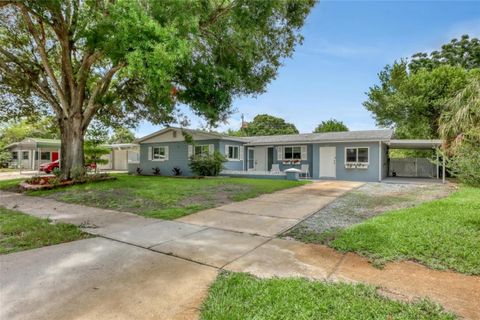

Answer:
[319,147,336,178]
[247,148,255,171]
[254,147,267,171]
[51,151,59,162]
[267,147,274,171]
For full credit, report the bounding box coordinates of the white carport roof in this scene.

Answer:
[388,139,443,149]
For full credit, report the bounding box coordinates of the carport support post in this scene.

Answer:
[436,150,439,180]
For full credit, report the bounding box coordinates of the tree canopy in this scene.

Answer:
[364,64,474,138]
[0,0,314,177]
[0,117,59,144]
[364,35,480,139]
[313,119,348,133]
[109,127,135,144]
[409,35,480,72]
[244,114,298,136]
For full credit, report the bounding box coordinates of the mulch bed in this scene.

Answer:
[20,175,116,191]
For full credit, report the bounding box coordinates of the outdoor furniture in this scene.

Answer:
[271,164,281,174]
[300,164,310,178]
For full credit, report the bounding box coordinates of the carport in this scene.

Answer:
[386,139,445,183]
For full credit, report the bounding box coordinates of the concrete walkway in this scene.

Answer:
[1,181,479,319]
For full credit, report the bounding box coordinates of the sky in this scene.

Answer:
[135,0,480,137]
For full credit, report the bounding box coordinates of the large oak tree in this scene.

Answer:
[0,0,314,177]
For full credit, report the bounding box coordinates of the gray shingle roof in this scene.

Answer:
[243,129,394,145]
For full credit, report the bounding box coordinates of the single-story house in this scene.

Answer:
[132,127,444,182]
[5,138,139,171]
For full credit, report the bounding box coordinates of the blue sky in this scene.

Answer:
[136,0,480,137]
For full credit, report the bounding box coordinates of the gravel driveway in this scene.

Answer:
[283,182,454,243]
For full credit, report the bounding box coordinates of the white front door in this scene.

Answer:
[320,147,336,178]
[254,146,267,171]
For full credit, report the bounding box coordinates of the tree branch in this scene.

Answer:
[20,6,69,116]
[82,62,125,129]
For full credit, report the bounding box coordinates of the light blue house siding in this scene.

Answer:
[311,142,384,182]
[219,140,245,171]
[137,138,244,176]
[271,145,313,173]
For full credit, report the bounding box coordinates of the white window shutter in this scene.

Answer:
[225,144,229,157]
[209,144,214,154]
[188,145,193,157]
[148,147,152,160]
[277,146,283,161]
[301,145,307,160]
[164,146,169,161]
[239,146,244,161]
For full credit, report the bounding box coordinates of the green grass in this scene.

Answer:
[29,174,307,219]
[331,186,480,275]
[200,272,455,320]
[0,206,91,254]
[0,178,23,191]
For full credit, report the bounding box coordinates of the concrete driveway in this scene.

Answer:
[1,238,217,320]
[1,180,479,320]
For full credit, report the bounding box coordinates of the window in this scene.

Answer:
[152,147,166,160]
[227,145,240,160]
[41,152,50,160]
[12,151,18,160]
[172,131,177,138]
[128,150,140,163]
[22,151,29,160]
[345,147,369,164]
[194,145,209,156]
[284,146,301,160]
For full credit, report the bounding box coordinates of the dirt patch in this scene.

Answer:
[178,184,251,208]
[43,183,252,216]
[283,182,455,244]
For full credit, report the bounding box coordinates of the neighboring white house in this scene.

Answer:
[5,138,139,171]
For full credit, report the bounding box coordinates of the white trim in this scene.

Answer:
[344,146,370,169]
[194,144,210,156]
[283,145,303,160]
[246,139,390,146]
[226,145,241,161]
[151,146,168,161]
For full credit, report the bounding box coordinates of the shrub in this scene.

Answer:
[52,167,62,178]
[71,166,87,182]
[189,151,226,176]
[172,167,182,176]
[446,143,480,186]
[152,167,161,175]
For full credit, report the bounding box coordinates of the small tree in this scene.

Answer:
[84,123,110,173]
[109,127,136,144]
[189,151,226,176]
[314,119,348,133]
[439,75,480,186]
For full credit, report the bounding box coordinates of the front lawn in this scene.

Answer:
[28,174,307,219]
[0,206,91,254]
[331,186,480,275]
[200,272,455,320]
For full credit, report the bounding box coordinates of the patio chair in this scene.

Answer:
[300,164,310,179]
[270,164,281,174]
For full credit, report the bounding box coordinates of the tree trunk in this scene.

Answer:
[59,114,85,179]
